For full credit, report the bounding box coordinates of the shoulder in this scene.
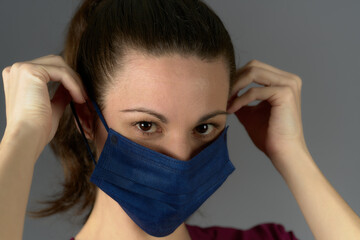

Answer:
[185,223,298,240]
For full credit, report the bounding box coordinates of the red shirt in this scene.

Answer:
[185,223,298,240]
[70,223,298,240]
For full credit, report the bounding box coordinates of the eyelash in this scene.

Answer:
[131,120,220,139]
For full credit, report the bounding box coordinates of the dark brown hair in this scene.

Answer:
[30,0,236,222]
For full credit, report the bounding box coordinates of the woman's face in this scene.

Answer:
[95,50,230,161]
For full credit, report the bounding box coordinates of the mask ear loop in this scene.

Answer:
[70,100,109,166]
[89,99,109,132]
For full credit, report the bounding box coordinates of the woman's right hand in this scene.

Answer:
[1,54,88,153]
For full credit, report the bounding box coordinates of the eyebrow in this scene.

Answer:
[120,108,228,124]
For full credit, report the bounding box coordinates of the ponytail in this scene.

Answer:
[28,0,103,221]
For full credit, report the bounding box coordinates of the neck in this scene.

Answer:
[75,189,191,240]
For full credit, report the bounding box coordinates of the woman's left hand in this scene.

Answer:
[226,60,307,166]
[227,60,360,240]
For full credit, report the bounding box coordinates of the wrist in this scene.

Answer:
[1,124,46,165]
[269,143,316,179]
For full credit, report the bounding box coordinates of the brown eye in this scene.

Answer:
[136,121,156,133]
[195,124,213,135]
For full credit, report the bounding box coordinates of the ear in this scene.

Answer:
[72,101,95,141]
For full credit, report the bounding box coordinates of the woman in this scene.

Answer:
[1,0,359,239]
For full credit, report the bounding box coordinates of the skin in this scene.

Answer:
[0,51,360,240]
[75,50,229,240]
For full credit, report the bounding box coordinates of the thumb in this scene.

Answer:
[49,84,71,141]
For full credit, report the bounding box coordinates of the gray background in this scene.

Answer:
[1,0,359,239]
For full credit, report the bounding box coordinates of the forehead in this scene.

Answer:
[105,50,229,122]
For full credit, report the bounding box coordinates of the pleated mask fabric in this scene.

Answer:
[70,100,235,237]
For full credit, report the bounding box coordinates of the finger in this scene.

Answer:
[28,55,88,100]
[2,66,11,76]
[29,54,67,66]
[233,59,302,97]
[2,66,11,93]
[230,66,292,98]
[229,69,302,113]
[227,86,297,114]
[2,67,12,111]
[29,64,86,104]
[230,67,302,113]
[238,59,294,78]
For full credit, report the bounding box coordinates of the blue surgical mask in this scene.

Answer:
[70,100,235,237]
